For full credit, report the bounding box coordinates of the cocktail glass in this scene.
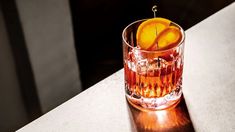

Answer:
[122,19,185,110]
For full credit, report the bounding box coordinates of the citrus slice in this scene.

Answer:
[136,18,171,50]
[155,26,182,50]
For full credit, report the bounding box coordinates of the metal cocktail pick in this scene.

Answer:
[152,5,158,18]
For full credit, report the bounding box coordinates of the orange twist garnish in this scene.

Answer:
[136,18,182,51]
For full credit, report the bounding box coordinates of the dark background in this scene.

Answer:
[70,0,234,89]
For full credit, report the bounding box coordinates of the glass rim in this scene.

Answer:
[122,18,185,53]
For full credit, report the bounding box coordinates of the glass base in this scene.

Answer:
[126,88,182,111]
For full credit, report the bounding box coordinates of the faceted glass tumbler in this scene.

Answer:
[122,19,185,110]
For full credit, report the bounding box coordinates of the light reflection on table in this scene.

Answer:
[127,96,195,132]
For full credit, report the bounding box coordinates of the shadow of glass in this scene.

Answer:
[126,95,195,132]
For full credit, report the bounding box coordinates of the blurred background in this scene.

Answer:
[0,0,234,131]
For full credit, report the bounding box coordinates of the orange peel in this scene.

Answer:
[155,26,182,50]
[136,18,182,51]
[136,18,171,50]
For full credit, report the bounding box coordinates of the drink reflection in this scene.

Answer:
[127,96,195,132]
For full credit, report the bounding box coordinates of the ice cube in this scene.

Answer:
[137,59,148,74]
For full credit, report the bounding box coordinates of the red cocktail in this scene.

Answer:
[122,18,185,110]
